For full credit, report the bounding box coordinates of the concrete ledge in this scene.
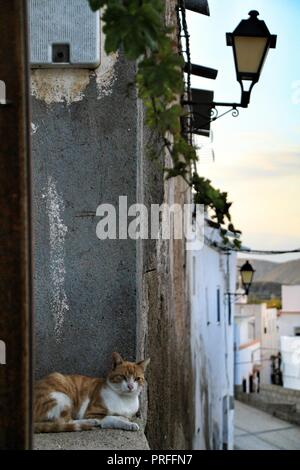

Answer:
[34,422,150,450]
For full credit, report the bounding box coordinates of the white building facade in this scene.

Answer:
[188,226,236,450]
[278,285,300,339]
[280,336,300,390]
[278,286,300,390]
[234,303,278,388]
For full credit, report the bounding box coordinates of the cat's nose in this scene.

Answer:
[127,383,134,391]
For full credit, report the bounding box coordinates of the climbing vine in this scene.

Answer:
[88,0,241,247]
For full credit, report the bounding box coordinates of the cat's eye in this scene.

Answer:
[113,375,124,381]
[135,377,142,381]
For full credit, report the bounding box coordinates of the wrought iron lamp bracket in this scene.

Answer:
[209,102,241,124]
[224,292,246,305]
[183,100,242,134]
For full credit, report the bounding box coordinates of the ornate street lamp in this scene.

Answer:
[240,260,255,295]
[186,10,277,136]
[225,259,255,309]
[226,10,277,107]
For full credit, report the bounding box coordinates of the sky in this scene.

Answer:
[187,0,300,262]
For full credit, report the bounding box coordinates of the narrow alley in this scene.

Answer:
[235,401,300,450]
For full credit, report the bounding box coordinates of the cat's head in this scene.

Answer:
[107,352,150,396]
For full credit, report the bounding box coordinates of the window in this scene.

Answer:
[294,327,300,337]
[217,287,221,324]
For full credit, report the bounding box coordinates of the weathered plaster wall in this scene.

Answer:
[142,0,194,450]
[144,173,194,450]
[32,23,141,378]
[135,98,194,449]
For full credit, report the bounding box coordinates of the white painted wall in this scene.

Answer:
[189,226,236,450]
[234,340,261,391]
[235,314,256,345]
[278,313,300,339]
[281,336,300,390]
[260,307,278,383]
[282,285,300,312]
[234,303,278,385]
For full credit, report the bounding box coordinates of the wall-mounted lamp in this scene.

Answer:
[226,260,255,299]
[225,260,255,324]
[184,11,277,134]
[239,260,255,295]
[226,10,277,108]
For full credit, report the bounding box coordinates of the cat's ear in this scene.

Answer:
[137,358,150,371]
[112,352,123,369]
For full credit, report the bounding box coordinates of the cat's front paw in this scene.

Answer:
[128,422,139,432]
[89,419,102,427]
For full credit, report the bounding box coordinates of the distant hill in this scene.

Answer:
[237,258,300,301]
[241,260,279,281]
[249,259,300,285]
[248,282,281,302]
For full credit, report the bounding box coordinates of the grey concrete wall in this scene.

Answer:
[32,49,142,378]
[32,1,195,451]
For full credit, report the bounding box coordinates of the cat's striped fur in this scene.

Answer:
[34,352,150,433]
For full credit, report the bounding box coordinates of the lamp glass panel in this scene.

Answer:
[241,270,254,285]
[234,36,268,74]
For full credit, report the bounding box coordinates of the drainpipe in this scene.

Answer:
[0,0,33,450]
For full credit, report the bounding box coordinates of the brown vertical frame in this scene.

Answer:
[0,0,33,450]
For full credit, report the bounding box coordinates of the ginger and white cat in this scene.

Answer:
[34,352,150,433]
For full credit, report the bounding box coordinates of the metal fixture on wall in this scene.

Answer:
[185,0,210,16]
[239,260,255,295]
[29,0,100,68]
[183,10,277,134]
[190,88,214,137]
[184,63,218,80]
[225,259,255,325]
[226,260,255,299]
